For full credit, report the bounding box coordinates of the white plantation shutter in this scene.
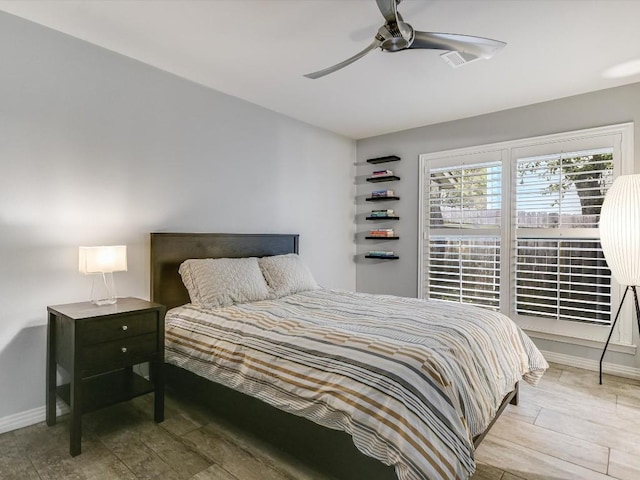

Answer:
[429,162,502,229]
[515,148,614,324]
[516,148,614,229]
[515,239,611,324]
[428,237,500,309]
[426,161,502,309]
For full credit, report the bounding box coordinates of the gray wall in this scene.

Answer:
[356,82,640,369]
[0,13,356,420]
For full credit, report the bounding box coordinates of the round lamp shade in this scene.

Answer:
[599,174,640,286]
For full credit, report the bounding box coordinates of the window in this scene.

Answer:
[427,160,502,309]
[419,124,635,345]
[515,149,613,325]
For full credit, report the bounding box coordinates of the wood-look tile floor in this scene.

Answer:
[1,363,640,480]
[471,363,640,480]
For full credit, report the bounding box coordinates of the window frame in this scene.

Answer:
[426,152,506,310]
[418,123,635,349]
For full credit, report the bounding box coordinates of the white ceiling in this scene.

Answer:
[2,0,640,139]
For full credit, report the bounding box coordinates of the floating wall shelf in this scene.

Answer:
[366,196,400,202]
[366,175,400,183]
[366,155,401,164]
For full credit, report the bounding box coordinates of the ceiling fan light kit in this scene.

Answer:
[304,0,506,79]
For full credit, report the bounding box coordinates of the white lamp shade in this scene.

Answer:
[78,246,128,274]
[599,174,640,286]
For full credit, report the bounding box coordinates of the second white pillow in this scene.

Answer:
[259,254,319,298]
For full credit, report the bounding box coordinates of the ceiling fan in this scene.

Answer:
[304,0,506,79]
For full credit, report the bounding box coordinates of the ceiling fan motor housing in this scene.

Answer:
[379,20,415,51]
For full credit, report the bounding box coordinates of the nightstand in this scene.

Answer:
[46,297,165,456]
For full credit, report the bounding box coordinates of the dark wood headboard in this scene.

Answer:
[150,233,299,310]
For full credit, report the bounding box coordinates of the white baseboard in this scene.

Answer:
[2,352,639,435]
[0,401,69,435]
[541,349,640,381]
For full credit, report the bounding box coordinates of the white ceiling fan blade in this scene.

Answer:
[304,39,382,79]
[410,31,506,59]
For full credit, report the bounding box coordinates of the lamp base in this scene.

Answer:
[600,285,640,384]
[90,272,118,306]
[91,297,118,306]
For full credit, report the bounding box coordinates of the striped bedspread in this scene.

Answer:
[164,289,548,480]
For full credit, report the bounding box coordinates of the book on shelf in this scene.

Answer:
[371,169,393,176]
[367,250,396,257]
[369,229,394,235]
[372,209,394,214]
[371,189,394,197]
[369,209,395,217]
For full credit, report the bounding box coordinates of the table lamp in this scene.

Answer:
[598,174,640,384]
[78,245,128,305]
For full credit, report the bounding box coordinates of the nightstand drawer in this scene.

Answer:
[80,333,158,375]
[78,312,157,345]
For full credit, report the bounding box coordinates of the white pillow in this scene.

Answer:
[258,254,319,297]
[179,257,271,308]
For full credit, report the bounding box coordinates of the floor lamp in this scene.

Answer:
[599,174,640,384]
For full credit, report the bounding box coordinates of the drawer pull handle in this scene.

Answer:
[121,325,128,331]
[121,347,128,353]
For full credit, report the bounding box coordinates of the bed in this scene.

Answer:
[150,232,547,480]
